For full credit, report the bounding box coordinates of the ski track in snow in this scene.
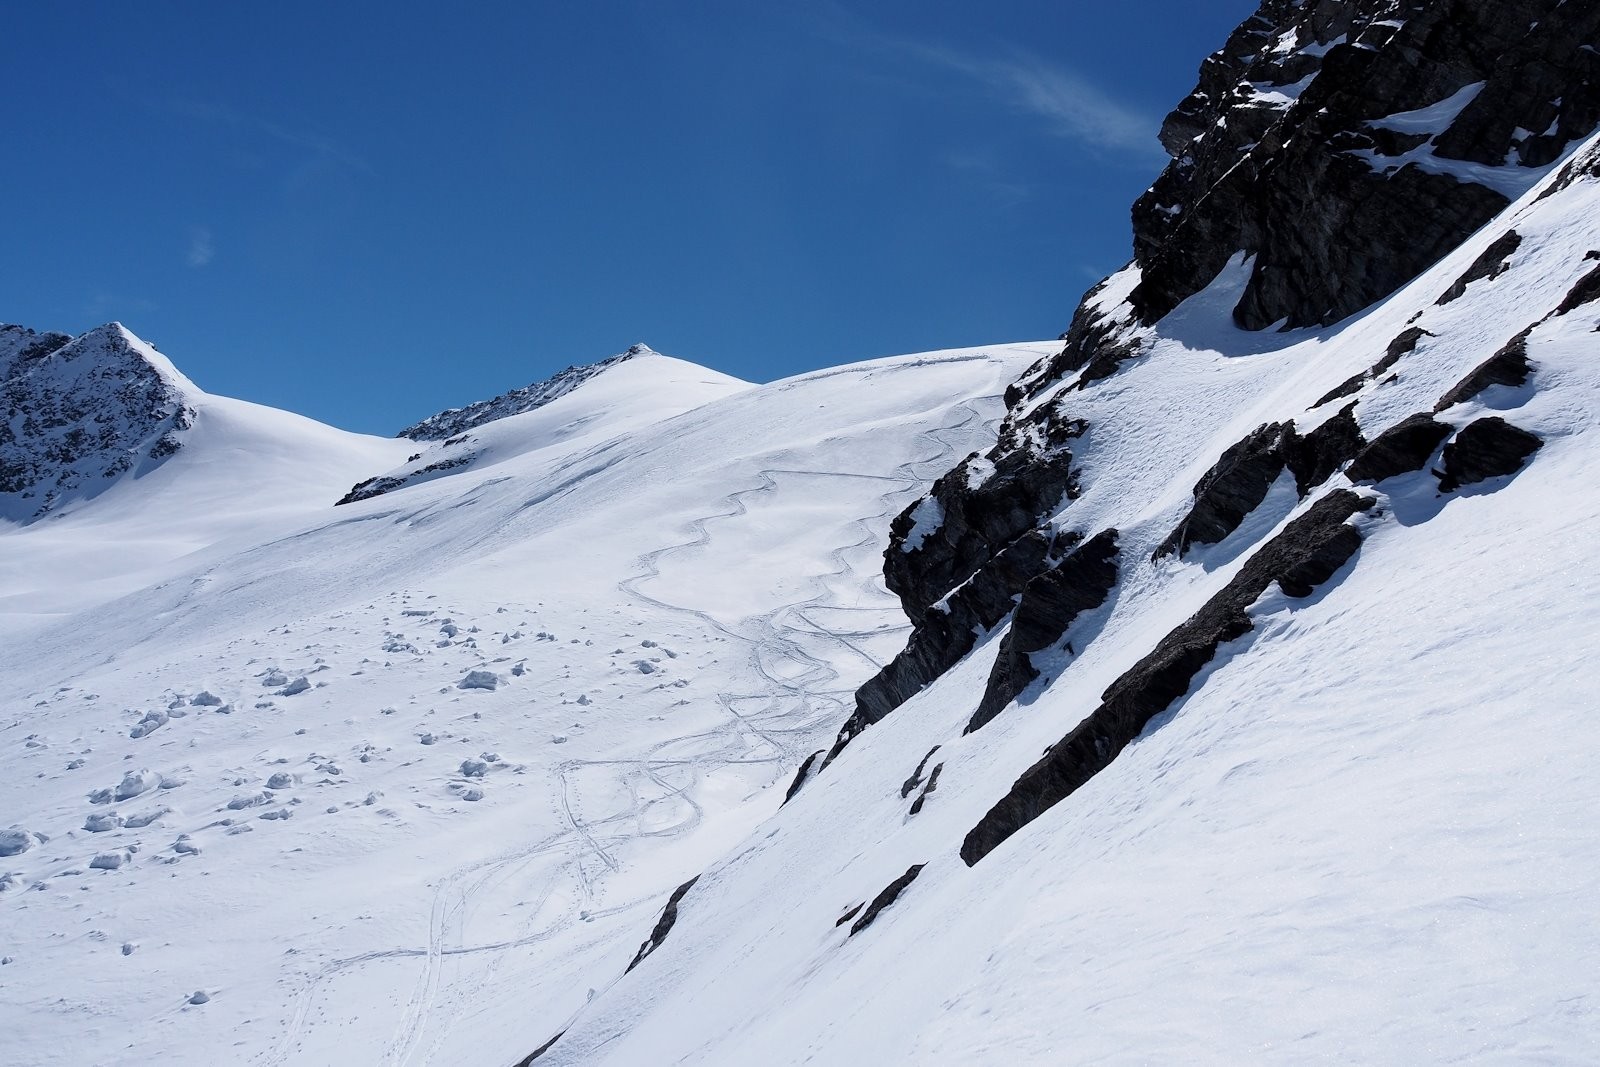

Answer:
[261,379,1009,1065]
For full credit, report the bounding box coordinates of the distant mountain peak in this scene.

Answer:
[0,321,199,521]
[397,343,660,441]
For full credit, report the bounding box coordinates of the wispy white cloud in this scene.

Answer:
[148,95,372,181]
[904,43,1164,162]
[186,226,215,268]
[796,4,1163,164]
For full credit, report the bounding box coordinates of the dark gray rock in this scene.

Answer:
[1553,261,1600,316]
[1283,403,1367,496]
[0,323,196,519]
[908,764,943,816]
[1124,1,1600,336]
[782,749,825,805]
[1436,230,1522,304]
[829,529,1058,761]
[625,875,700,973]
[969,530,1120,734]
[1434,328,1535,411]
[1313,327,1432,408]
[1156,424,1289,559]
[961,490,1375,867]
[1436,417,1543,492]
[848,864,925,936]
[1346,413,1454,483]
[900,746,942,800]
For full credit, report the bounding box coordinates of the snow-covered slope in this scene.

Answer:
[337,348,750,504]
[0,336,1043,1066]
[528,131,1600,1067]
[6,4,1599,1064]
[0,323,414,628]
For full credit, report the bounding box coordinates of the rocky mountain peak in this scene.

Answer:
[0,321,199,520]
[1124,0,1600,336]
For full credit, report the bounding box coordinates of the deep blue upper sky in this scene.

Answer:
[8,1,1253,433]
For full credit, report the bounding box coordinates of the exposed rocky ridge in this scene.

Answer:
[1016,0,1600,399]
[1129,0,1600,333]
[807,0,1600,785]
[398,343,654,440]
[0,322,197,520]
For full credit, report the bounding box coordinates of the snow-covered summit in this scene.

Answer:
[397,342,670,441]
[0,322,200,521]
[338,346,751,504]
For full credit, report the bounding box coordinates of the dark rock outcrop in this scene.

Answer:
[1346,413,1454,483]
[968,530,1120,734]
[1314,327,1432,408]
[1434,328,1535,411]
[1437,230,1522,304]
[1284,403,1366,495]
[1553,261,1600,316]
[625,875,699,973]
[1156,423,1290,559]
[961,490,1375,867]
[514,1030,566,1066]
[1125,1,1600,335]
[783,749,825,804]
[1156,405,1367,560]
[335,454,475,505]
[907,764,943,816]
[1436,416,1543,492]
[830,529,1058,760]
[848,864,925,936]
[899,747,942,800]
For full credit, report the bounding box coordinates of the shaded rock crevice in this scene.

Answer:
[968,529,1121,734]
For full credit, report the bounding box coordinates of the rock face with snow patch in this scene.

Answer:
[815,0,1600,773]
[0,322,197,520]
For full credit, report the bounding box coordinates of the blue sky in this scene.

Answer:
[7,1,1253,433]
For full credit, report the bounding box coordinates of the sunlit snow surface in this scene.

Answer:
[534,147,1600,1063]
[0,342,1038,1065]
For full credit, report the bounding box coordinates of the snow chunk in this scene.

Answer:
[0,828,36,857]
[458,670,500,691]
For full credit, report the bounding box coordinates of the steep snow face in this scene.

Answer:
[0,339,1045,1066]
[397,342,683,441]
[528,136,1600,1065]
[0,323,202,521]
[340,350,752,504]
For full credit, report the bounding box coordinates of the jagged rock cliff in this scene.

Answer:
[527,6,1600,1062]
[815,0,1600,778]
[0,322,198,520]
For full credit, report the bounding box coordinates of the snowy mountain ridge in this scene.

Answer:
[0,322,199,522]
[397,343,664,441]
